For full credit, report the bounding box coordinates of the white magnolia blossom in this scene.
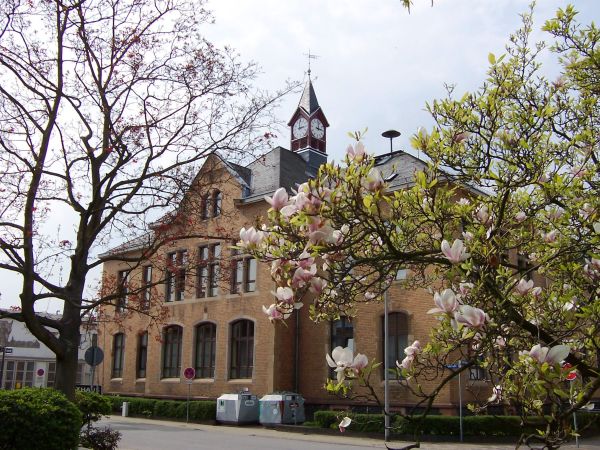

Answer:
[488,385,503,403]
[309,277,327,295]
[326,346,369,382]
[514,278,534,296]
[346,141,367,162]
[579,203,594,220]
[527,343,570,365]
[339,416,352,432]
[457,198,470,206]
[428,289,459,315]
[441,239,470,264]
[264,187,290,211]
[454,305,487,328]
[239,227,265,249]
[362,168,385,191]
[397,340,421,371]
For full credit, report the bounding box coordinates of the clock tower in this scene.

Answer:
[288,76,329,171]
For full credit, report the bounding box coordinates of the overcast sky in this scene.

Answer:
[1,0,598,311]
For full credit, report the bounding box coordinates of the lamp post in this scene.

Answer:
[381,129,400,442]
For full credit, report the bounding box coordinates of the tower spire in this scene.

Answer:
[304,50,320,78]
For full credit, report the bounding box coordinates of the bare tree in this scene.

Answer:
[0,0,290,399]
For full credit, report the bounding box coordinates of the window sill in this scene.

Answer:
[135,378,146,383]
[194,378,215,383]
[160,377,181,383]
[227,378,253,384]
[110,377,123,383]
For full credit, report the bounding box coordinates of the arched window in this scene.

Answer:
[382,312,409,376]
[229,320,254,379]
[112,333,125,378]
[136,332,148,379]
[194,323,216,378]
[201,193,211,220]
[212,190,222,217]
[162,325,183,378]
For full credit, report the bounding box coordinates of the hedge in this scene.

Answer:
[0,388,82,450]
[105,395,215,421]
[313,411,600,437]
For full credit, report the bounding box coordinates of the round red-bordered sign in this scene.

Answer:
[563,363,577,381]
[183,367,195,380]
[36,368,45,377]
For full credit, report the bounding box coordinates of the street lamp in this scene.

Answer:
[381,129,400,442]
[382,130,401,154]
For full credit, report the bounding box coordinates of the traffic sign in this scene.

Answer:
[36,368,45,377]
[183,367,195,380]
[84,346,104,366]
[0,347,13,354]
[563,363,577,381]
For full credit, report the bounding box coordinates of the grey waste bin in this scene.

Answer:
[259,393,305,425]
[216,392,259,424]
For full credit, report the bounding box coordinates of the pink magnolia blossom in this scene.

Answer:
[454,305,486,328]
[397,355,414,370]
[474,205,492,226]
[441,239,470,264]
[528,343,570,365]
[579,203,595,220]
[264,187,290,211]
[262,304,289,322]
[515,211,527,223]
[280,204,298,218]
[495,336,506,348]
[309,277,327,295]
[584,258,600,280]
[351,353,369,373]
[272,286,294,304]
[459,282,474,296]
[546,207,564,221]
[239,227,265,249]
[543,229,558,243]
[428,289,458,315]
[514,278,534,296]
[296,249,315,270]
[538,173,550,183]
[346,142,367,162]
[531,286,543,298]
[292,264,317,288]
[453,132,471,143]
[404,340,422,357]
[362,168,385,192]
[339,417,352,432]
[462,231,474,242]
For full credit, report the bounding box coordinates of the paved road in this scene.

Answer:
[102,416,600,450]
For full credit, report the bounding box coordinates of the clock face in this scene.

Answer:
[292,117,308,138]
[311,119,325,139]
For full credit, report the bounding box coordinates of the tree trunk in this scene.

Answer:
[54,299,83,401]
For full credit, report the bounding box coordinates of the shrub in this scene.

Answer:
[79,427,121,450]
[313,411,340,429]
[75,391,112,427]
[0,388,82,450]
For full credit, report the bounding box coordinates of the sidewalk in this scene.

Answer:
[104,415,600,450]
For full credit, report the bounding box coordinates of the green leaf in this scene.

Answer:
[488,52,496,65]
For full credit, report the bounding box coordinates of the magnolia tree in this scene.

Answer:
[0,0,289,399]
[243,7,599,449]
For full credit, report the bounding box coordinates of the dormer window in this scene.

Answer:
[212,190,222,217]
[201,190,221,219]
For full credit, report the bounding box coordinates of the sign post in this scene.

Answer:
[564,363,579,448]
[84,346,104,395]
[183,367,195,423]
[0,346,13,390]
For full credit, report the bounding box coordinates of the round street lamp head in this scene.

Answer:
[381,130,401,139]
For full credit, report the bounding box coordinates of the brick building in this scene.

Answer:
[97,77,485,414]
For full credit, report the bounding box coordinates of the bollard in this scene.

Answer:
[122,401,129,417]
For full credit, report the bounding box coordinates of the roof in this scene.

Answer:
[298,78,320,115]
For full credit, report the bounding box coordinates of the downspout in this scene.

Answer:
[294,309,300,393]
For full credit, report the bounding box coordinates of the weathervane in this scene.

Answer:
[303,50,320,77]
